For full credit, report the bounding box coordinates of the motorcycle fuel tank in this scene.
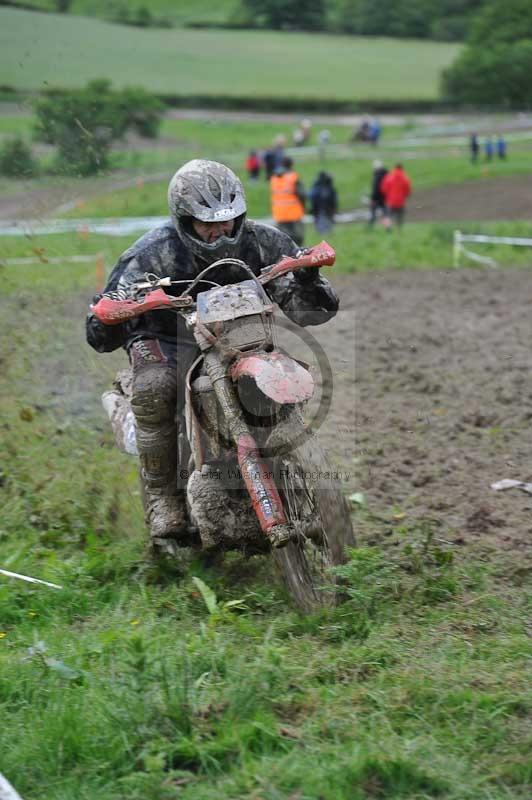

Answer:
[231,352,314,404]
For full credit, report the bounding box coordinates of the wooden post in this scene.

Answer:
[95,252,105,292]
[453,230,461,268]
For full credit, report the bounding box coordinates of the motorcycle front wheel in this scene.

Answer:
[269,415,355,612]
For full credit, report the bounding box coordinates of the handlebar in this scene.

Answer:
[92,288,193,325]
[259,240,335,285]
[91,240,336,326]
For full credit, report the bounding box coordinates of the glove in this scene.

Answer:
[294,266,321,284]
[101,288,130,301]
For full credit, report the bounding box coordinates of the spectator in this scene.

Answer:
[293,128,305,147]
[318,129,331,161]
[245,150,260,181]
[300,118,312,143]
[368,159,388,227]
[293,118,312,146]
[309,171,338,234]
[263,149,276,181]
[484,136,494,162]
[470,132,479,164]
[380,163,412,230]
[272,134,287,171]
[351,117,371,143]
[369,118,381,146]
[263,135,286,181]
[496,134,507,160]
[270,156,306,246]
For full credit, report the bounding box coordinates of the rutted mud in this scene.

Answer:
[321,268,532,560]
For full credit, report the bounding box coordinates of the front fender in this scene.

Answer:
[231,352,313,404]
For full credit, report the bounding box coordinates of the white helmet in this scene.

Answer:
[168,159,247,261]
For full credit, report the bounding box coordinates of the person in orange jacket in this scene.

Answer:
[270,156,306,246]
[380,163,412,229]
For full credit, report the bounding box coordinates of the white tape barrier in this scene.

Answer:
[0,216,170,237]
[2,255,98,265]
[0,773,24,800]
[453,230,532,268]
[0,210,369,238]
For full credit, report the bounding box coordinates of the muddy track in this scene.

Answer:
[6,265,531,562]
[408,175,532,222]
[320,269,532,560]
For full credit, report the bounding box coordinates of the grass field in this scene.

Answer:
[0,250,531,800]
[3,217,532,277]
[0,8,459,100]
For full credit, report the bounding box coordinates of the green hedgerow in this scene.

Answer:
[0,136,38,178]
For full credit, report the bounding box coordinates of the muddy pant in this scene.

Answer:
[129,338,199,492]
[369,199,386,226]
[388,207,405,227]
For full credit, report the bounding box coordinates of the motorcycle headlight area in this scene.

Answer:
[197,281,275,351]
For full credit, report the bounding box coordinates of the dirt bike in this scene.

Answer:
[92,241,354,611]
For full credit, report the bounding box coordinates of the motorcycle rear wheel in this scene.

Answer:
[270,417,355,612]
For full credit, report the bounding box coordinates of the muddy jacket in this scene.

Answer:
[86,220,339,353]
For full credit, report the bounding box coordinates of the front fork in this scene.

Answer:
[202,350,292,548]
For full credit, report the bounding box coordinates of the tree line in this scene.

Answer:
[235,0,532,107]
[234,0,486,42]
[230,0,532,106]
[442,0,532,107]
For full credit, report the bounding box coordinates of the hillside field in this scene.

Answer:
[8,0,239,25]
[0,8,459,101]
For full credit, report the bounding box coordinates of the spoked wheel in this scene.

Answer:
[268,413,355,612]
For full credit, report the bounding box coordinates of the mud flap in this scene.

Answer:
[102,389,138,455]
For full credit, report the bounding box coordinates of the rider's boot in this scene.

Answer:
[137,423,189,548]
[130,358,190,548]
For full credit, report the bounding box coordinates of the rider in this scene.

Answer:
[86,159,340,546]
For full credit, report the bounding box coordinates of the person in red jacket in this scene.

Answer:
[380,163,412,229]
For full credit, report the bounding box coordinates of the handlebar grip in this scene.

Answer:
[259,240,336,284]
[91,288,188,325]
